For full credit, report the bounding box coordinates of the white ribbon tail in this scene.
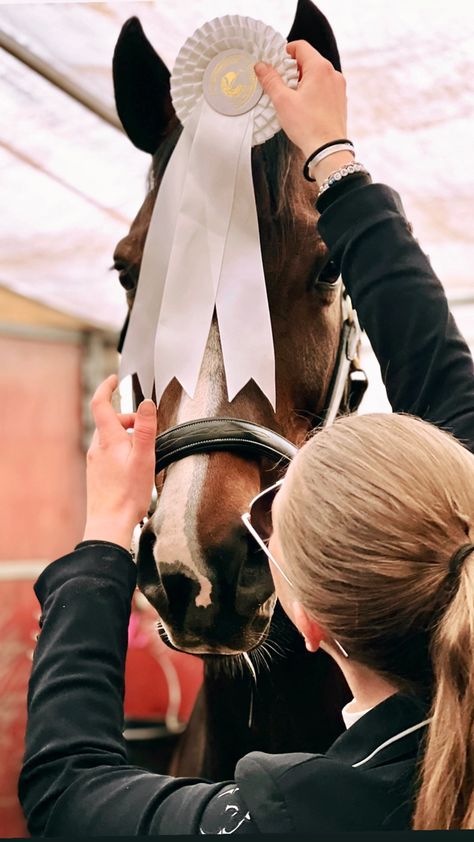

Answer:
[216,114,276,408]
[120,96,276,410]
[153,101,256,405]
[118,111,197,397]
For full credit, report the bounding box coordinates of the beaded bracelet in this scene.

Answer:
[316,170,372,214]
[317,162,369,195]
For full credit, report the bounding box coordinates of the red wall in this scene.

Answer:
[0,335,86,562]
[0,334,86,836]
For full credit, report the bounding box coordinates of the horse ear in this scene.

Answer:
[113,17,177,154]
[287,0,342,72]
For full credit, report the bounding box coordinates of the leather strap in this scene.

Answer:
[321,289,366,426]
[155,417,297,474]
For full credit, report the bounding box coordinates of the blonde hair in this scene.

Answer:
[277,413,474,830]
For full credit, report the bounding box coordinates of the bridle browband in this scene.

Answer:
[152,288,366,473]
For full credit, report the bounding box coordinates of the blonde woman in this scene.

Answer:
[248,411,474,831]
[20,41,474,835]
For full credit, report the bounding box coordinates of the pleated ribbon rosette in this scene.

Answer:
[119,15,298,408]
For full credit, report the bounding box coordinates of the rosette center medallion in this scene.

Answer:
[203,50,263,116]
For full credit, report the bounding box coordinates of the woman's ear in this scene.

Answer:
[292,601,324,653]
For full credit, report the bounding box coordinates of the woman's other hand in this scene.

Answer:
[82,374,157,550]
[255,40,351,182]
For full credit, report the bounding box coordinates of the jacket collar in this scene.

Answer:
[327,692,430,769]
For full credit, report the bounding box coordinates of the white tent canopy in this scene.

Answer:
[1,0,473,407]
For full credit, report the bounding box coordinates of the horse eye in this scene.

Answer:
[113,259,137,291]
[317,259,340,286]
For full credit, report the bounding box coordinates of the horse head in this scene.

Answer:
[112,0,350,655]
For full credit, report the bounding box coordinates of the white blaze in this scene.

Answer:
[152,322,223,608]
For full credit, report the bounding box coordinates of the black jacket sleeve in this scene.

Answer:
[317,182,474,452]
[18,542,256,836]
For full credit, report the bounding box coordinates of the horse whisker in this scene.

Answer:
[252,647,262,668]
[264,640,286,660]
[156,620,171,645]
[243,652,257,684]
[260,645,273,674]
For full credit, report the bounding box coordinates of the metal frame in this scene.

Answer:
[0,28,122,131]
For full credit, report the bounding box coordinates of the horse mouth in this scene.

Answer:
[137,520,277,654]
[156,593,276,656]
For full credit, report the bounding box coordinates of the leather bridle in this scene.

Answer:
[156,416,298,474]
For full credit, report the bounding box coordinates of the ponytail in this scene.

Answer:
[414,547,474,829]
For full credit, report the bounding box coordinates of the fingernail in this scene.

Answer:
[138,399,156,416]
[254,61,268,74]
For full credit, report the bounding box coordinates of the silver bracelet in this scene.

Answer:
[307,142,355,172]
[317,162,369,195]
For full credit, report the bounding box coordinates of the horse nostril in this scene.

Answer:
[136,524,171,611]
[237,524,274,593]
[160,572,198,615]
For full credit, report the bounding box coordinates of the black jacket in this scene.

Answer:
[20,543,430,836]
[236,692,430,833]
[318,181,474,453]
[19,182,474,835]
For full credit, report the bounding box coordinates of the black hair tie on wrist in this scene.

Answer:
[303,138,354,182]
[448,543,474,577]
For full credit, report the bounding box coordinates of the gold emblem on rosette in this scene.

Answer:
[203,50,263,116]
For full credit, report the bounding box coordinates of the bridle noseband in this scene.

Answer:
[155,417,297,474]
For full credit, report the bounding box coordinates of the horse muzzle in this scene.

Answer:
[136,517,277,654]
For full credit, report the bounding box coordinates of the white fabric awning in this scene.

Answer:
[0,0,472,338]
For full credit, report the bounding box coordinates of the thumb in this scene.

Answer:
[255,62,287,104]
[132,399,157,454]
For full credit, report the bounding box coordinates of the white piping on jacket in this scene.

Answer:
[352,718,433,768]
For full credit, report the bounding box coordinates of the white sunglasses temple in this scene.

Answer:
[241,512,295,588]
[241,513,350,659]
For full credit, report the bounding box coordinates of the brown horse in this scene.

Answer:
[112,0,363,779]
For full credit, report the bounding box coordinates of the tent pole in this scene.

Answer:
[0,28,122,131]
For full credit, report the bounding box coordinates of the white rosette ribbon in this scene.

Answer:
[119,15,298,408]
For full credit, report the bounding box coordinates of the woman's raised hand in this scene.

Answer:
[255,40,350,176]
[82,374,157,550]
